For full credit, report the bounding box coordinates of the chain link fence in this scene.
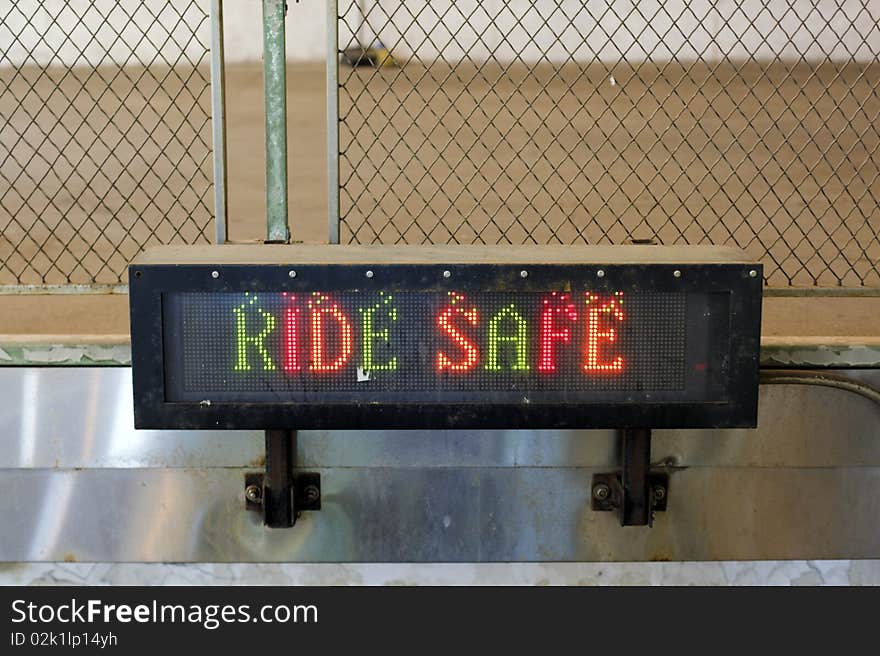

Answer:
[336,1,880,288]
[0,0,214,287]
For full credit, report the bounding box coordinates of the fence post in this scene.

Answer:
[263,0,289,243]
[327,0,340,245]
[210,0,228,245]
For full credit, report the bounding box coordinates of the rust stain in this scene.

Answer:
[63,553,77,563]
[249,455,266,468]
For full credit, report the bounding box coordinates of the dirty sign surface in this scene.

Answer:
[129,248,762,430]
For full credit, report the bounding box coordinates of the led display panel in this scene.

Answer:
[165,290,718,402]
[129,245,762,430]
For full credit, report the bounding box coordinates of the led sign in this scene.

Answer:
[129,245,762,429]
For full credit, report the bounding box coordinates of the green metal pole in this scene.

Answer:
[263,0,289,242]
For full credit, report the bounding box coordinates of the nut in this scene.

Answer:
[303,484,320,504]
[245,484,262,503]
[592,483,611,501]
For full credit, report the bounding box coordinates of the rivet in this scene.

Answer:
[520,270,528,278]
[673,270,681,278]
[211,270,219,279]
[597,269,605,278]
[749,269,758,278]
[288,270,296,278]
[443,270,451,279]
[366,270,374,279]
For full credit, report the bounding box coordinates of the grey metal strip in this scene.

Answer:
[263,0,289,242]
[210,0,229,245]
[761,342,880,368]
[0,344,131,366]
[327,0,340,244]
[1,342,878,369]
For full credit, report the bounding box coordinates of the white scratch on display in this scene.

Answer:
[357,368,371,382]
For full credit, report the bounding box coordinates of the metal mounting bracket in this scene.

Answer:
[244,430,321,527]
[591,428,668,527]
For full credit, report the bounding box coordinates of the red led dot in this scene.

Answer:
[283,295,301,372]
[309,293,353,373]
[538,292,577,373]
[584,292,625,373]
[436,293,479,372]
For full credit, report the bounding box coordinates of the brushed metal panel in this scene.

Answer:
[0,368,261,469]
[1,467,879,562]
[0,368,878,470]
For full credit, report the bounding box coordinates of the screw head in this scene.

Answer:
[520,270,528,278]
[592,483,611,501]
[288,270,296,278]
[245,485,262,503]
[211,270,219,279]
[653,485,666,501]
[673,270,681,278]
[749,269,758,278]
[365,270,374,279]
[443,270,451,279]
[596,269,605,278]
[303,484,320,504]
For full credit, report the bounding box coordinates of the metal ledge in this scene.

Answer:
[2,338,880,369]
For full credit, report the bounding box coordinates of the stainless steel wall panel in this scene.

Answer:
[0,368,260,469]
[1,467,879,562]
[1,368,877,470]
[1,367,879,561]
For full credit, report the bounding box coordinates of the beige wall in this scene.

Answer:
[2,1,878,66]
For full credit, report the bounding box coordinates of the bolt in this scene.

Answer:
[749,269,758,278]
[366,270,374,279]
[673,270,681,278]
[245,485,262,503]
[520,270,528,278]
[443,270,451,278]
[211,270,219,279]
[592,483,610,501]
[653,485,666,501]
[288,270,296,278]
[303,484,320,504]
[597,269,605,278]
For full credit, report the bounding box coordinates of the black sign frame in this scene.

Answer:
[129,259,762,430]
